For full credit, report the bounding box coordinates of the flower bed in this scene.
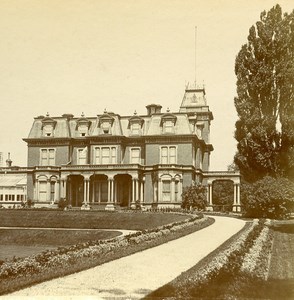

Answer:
[147,218,274,299]
[0,213,213,295]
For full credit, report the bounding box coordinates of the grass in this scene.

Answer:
[0,229,120,260]
[0,216,214,296]
[147,219,294,300]
[0,210,188,230]
[0,210,187,261]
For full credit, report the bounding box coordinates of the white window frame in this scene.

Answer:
[94,146,117,164]
[162,180,171,201]
[131,123,141,135]
[43,124,54,137]
[130,147,141,164]
[78,125,88,137]
[163,120,174,134]
[160,146,177,164]
[77,148,87,165]
[40,148,56,166]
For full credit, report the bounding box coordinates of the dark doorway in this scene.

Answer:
[115,174,132,207]
[68,175,84,207]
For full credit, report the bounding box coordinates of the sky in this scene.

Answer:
[0,0,293,169]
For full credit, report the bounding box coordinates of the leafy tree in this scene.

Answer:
[212,180,234,210]
[234,4,294,181]
[241,176,294,219]
[181,183,207,210]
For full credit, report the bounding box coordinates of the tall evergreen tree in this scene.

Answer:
[234,4,294,181]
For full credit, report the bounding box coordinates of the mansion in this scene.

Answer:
[11,85,240,211]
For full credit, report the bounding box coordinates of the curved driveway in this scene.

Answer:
[6,216,245,299]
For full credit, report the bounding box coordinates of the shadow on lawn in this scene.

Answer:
[272,224,294,234]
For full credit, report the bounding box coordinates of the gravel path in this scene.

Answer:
[5,216,245,299]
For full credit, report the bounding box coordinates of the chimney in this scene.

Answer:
[146,104,162,116]
[6,152,12,167]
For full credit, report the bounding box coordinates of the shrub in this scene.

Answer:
[181,183,207,210]
[58,198,68,210]
[241,176,294,219]
[26,199,34,208]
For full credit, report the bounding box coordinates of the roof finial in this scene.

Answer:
[46,112,49,117]
[81,112,84,117]
[104,108,107,114]
[167,107,170,112]
[134,110,137,115]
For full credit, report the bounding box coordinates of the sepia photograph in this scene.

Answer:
[0,0,293,299]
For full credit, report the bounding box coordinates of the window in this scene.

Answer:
[131,148,140,164]
[101,122,111,134]
[39,182,47,201]
[77,148,87,165]
[196,124,204,138]
[43,125,53,137]
[0,194,3,201]
[131,123,140,135]
[175,181,179,201]
[160,146,177,164]
[164,120,174,133]
[50,182,55,201]
[162,180,171,201]
[95,146,117,164]
[77,124,88,137]
[40,149,55,166]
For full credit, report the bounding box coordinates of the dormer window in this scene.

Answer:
[128,111,144,136]
[160,109,177,134]
[76,113,91,137]
[98,111,114,135]
[41,113,57,137]
[101,122,111,134]
[44,125,53,137]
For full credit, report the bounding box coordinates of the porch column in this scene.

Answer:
[67,178,71,206]
[34,179,39,201]
[233,183,241,212]
[86,179,90,204]
[54,180,59,202]
[132,178,135,203]
[233,184,237,206]
[107,178,111,202]
[83,179,87,204]
[206,183,213,211]
[114,180,118,203]
[105,176,115,210]
[98,182,101,203]
[135,179,139,201]
[140,177,144,203]
[179,179,183,201]
[92,180,95,203]
[63,179,67,199]
[158,178,162,202]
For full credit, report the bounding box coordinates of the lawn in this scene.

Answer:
[146,218,294,300]
[265,219,294,299]
[0,229,121,260]
[0,210,188,230]
[0,210,189,261]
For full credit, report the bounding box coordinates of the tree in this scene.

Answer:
[241,176,294,219]
[212,180,234,210]
[181,183,207,210]
[234,5,294,181]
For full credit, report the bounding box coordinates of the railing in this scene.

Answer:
[61,164,142,170]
